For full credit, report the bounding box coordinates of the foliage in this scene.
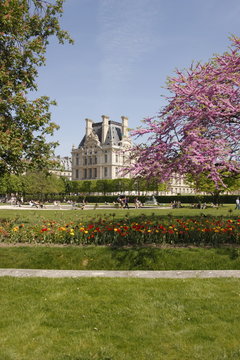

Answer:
[186,171,240,197]
[129,36,240,188]
[0,173,23,194]
[0,171,65,195]
[21,171,65,195]
[59,175,72,193]
[70,178,167,195]
[13,193,240,204]
[0,0,73,176]
[0,173,171,197]
[0,173,8,193]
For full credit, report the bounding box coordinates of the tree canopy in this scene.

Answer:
[22,171,65,195]
[185,171,240,197]
[129,36,240,188]
[0,0,72,176]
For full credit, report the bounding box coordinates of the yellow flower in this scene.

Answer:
[59,227,66,231]
[84,230,88,234]
[12,226,19,232]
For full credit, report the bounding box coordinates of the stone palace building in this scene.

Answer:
[50,155,72,180]
[71,115,132,181]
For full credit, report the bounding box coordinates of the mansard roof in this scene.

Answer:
[78,120,123,148]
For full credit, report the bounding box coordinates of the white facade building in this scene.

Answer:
[72,115,132,181]
[159,175,199,195]
[51,155,72,180]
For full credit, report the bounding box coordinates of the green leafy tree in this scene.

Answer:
[68,180,82,194]
[186,172,240,203]
[7,173,23,194]
[0,0,73,176]
[0,174,8,194]
[79,180,93,195]
[22,171,65,197]
[130,177,166,195]
[112,178,132,194]
[95,179,115,195]
[60,176,72,194]
[0,173,23,195]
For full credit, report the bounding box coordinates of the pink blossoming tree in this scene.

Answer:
[129,36,240,188]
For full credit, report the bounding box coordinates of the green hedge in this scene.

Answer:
[156,195,237,204]
[22,194,238,204]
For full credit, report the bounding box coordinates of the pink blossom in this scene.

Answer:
[128,36,240,187]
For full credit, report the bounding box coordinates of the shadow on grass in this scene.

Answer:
[108,246,240,271]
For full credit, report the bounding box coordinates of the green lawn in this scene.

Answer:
[1,246,240,270]
[1,206,240,359]
[0,205,239,225]
[1,205,240,270]
[1,277,240,360]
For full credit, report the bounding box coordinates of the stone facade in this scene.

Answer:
[50,155,72,180]
[159,175,199,195]
[71,115,132,181]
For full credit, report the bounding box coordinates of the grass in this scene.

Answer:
[0,204,239,225]
[1,206,240,359]
[1,245,240,270]
[1,277,240,360]
[1,205,239,270]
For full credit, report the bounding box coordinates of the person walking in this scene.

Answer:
[236,197,240,210]
[123,196,129,209]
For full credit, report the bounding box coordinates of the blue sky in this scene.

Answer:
[33,0,240,156]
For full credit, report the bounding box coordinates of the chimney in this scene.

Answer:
[85,118,93,137]
[121,116,128,137]
[101,115,109,143]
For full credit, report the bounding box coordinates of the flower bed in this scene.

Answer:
[0,215,240,246]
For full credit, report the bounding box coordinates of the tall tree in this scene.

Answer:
[186,171,240,203]
[0,0,73,176]
[22,171,65,195]
[0,174,8,194]
[129,36,240,188]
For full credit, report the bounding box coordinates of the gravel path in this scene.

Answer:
[1,269,240,278]
[0,204,170,210]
